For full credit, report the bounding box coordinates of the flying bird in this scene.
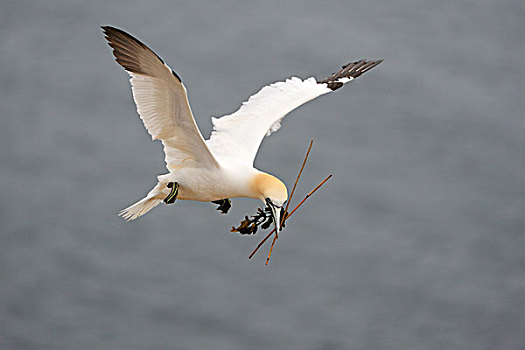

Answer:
[102,26,382,235]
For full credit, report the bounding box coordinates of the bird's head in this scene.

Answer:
[251,173,288,234]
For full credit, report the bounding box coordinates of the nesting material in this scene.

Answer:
[229,140,333,265]
[231,206,288,235]
[248,173,333,264]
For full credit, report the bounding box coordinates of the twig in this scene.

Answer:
[265,235,278,265]
[265,171,330,265]
[281,140,313,228]
[264,140,313,265]
[248,174,333,260]
[266,140,312,265]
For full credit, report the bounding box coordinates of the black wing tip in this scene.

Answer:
[101,25,162,61]
[100,25,114,32]
[101,25,183,83]
[341,58,384,68]
[101,25,137,40]
[321,58,383,91]
[101,25,144,46]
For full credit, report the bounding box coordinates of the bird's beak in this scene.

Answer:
[269,202,281,235]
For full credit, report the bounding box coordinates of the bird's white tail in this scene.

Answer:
[119,183,166,221]
[119,196,162,221]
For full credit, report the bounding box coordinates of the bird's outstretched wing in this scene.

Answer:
[206,59,383,165]
[102,26,219,170]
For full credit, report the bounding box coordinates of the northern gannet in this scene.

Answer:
[102,26,382,235]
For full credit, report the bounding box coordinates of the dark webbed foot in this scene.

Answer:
[164,182,179,204]
[211,198,231,214]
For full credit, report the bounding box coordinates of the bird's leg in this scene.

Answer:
[163,182,179,204]
[211,198,232,214]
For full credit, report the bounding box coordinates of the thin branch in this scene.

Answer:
[265,234,278,265]
[248,174,333,260]
[265,172,331,265]
[265,140,312,264]
[281,140,313,228]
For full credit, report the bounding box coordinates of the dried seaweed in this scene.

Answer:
[231,205,287,235]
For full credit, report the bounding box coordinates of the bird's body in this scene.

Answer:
[101,26,382,229]
[156,166,265,202]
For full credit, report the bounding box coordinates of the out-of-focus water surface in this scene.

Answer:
[1,0,524,349]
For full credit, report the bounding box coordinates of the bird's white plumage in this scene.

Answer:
[102,26,382,221]
[105,26,218,171]
[207,77,333,165]
[129,72,218,170]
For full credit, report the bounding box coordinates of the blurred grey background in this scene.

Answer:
[1,0,524,349]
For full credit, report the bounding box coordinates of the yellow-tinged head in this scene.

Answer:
[251,172,288,234]
[251,173,288,206]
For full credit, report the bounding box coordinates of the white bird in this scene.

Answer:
[102,26,382,234]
